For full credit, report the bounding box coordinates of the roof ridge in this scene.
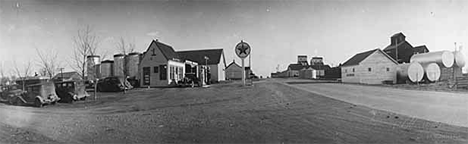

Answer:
[177,48,223,52]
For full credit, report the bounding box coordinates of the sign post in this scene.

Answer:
[235,40,251,86]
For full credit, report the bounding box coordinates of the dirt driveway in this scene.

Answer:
[1,80,468,143]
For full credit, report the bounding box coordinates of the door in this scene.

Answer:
[143,67,150,85]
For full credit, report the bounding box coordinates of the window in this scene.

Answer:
[153,66,159,73]
[352,68,355,72]
[368,68,371,72]
[345,69,347,73]
[386,68,390,71]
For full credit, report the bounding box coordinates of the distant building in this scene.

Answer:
[341,49,398,84]
[383,32,429,63]
[299,67,316,79]
[52,71,82,82]
[310,57,324,65]
[297,55,308,65]
[225,60,254,80]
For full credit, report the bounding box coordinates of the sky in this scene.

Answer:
[1,0,468,77]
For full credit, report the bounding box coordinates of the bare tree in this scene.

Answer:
[116,37,135,78]
[0,62,8,85]
[12,59,32,90]
[72,25,100,80]
[115,37,135,93]
[35,47,61,78]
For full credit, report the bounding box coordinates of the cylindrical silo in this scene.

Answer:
[114,54,125,77]
[87,55,101,80]
[453,51,466,67]
[94,64,101,79]
[101,60,114,78]
[126,52,140,78]
[410,51,454,68]
[397,62,424,83]
[423,63,441,82]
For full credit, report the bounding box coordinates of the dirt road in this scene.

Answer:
[284,79,468,127]
[1,80,468,143]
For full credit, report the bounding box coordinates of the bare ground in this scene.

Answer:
[0,80,468,143]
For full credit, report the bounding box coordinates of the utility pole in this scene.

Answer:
[58,68,64,81]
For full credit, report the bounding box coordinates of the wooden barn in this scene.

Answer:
[341,49,398,84]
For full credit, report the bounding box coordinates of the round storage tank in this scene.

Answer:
[407,62,424,83]
[87,55,100,80]
[101,60,114,78]
[113,54,125,77]
[410,51,454,68]
[126,52,140,78]
[453,51,466,67]
[423,63,441,82]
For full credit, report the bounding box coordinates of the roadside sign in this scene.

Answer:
[235,40,251,86]
[235,40,251,59]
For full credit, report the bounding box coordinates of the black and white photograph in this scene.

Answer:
[1,0,468,143]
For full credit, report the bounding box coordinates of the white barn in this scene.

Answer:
[341,49,398,84]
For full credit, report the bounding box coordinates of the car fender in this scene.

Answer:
[35,96,44,103]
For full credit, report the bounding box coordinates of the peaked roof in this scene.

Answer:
[413,45,429,53]
[227,61,241,68]
[342,49,397,67]
[143,40,179,60]
[52,71,80,79]
[383,41,412,51]
[391,32,405,38]
[177,49,224,65]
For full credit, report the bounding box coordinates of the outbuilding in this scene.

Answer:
[341,49,398,84]
[225,60,252,80]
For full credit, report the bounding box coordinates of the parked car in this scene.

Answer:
[55,81,90,103]
[97,76,133,92]
[0,84,26,105]
[1,82,60,107]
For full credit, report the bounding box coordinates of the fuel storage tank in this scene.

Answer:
[113,54,125,77]
[410,50,454,68]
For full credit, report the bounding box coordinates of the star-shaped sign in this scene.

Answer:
[235,41,251,59]
[237,44,248,55]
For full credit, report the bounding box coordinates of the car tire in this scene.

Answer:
[14,97,22,106]
[8,97,15,105]
[34,98,43,108]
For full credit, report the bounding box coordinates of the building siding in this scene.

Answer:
[342,51,397,84]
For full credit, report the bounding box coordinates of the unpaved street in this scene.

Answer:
[1,80,468,143]
[285,79,468,127]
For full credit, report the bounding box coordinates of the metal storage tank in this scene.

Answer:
[410,51,454,68]
[397,62,424,83]
[113,54,125,77]
[126,52,140,78]
[86,55,100,80]
[453,51,466,67]
[94,64,101,79]
[423,63,441,82]
[101,60,114,78]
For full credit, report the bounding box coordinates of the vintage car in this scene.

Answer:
[55,81,90,103]
[22,82,60,107]
[0,84,26,105]
[97,76,133,92]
